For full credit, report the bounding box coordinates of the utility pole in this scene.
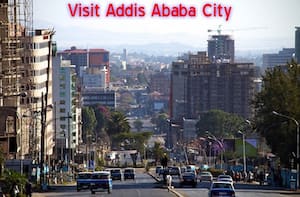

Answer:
[40,92,45,189]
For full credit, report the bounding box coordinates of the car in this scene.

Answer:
[208,181,235,197]
[217,175,233,183]
[186,165,197,173]
[181,166,187,173]
[90,171,112,194]
[110,168,122,180]
[156,166,163,175]
[76,172,92,192]
[180,171,197,188]
[123,168,135,180]
[199,171,213,182]
[169,166,181,176]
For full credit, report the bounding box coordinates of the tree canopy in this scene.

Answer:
[253,61,300,166]
[112,131,152,154]
[195,109,245,138]
[106,111,130,138]
[82,107,97,142]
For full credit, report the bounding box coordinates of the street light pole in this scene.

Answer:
[272,111,299,189]
[40,92,46,189]
[238,130,246,175]
[206,131,224,169]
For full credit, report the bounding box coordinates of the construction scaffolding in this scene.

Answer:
[0,0,33,159]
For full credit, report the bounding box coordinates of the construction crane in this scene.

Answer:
[208,25,267,35]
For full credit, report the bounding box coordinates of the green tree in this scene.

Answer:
[151,142,165,164]
[1,169,26,195]
[253,61,300,166]
[92,105,110,141]
[133,119,143,132]
[195,109,244,137]
[82,107,97,143]
[106,111,130,139]
[112,131,152,155]
[151,113,168,133]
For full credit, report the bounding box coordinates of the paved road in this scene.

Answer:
[153,171,300,197]
[32,169,300,197]
[33,170,176,197]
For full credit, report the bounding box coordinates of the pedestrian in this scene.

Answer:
[10,183,20,197]
[25,181,32,197]
[166,174,172,191]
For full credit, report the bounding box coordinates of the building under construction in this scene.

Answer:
[0,0,55,178]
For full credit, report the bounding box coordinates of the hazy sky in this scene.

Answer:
[33,0,300,52]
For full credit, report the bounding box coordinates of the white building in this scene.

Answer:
[53,57,80,162]
[20,29,55,160]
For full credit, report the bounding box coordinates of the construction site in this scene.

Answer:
[0,0,55,185]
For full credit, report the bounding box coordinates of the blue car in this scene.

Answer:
[208,181,235,197]
[76,172,92,192]
[90,171,112,194]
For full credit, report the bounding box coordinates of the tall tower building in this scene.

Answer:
[21,29,55,159]
[296,27,300,63]
[208,34,235,63]
[52,57,79,162]
[171,52,255,121]
[0,0,55,165]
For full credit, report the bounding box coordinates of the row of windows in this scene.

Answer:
[24,41,49,50]
[22,55,49,64]
[20,82,47,91]
[21,68,48,78]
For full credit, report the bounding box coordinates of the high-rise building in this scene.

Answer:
[262,48,295,69]
[295,27,300,63]
[208,34,235,63]
[0,0,55,163]
[171,52,255,121]
[20,29,55,160]
[57,47,110,87]
[52,57,80,162]
[57,47,88,76]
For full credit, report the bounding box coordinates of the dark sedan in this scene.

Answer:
[180,172,197,188]
[110,169,122,181]
[124,168,135,180]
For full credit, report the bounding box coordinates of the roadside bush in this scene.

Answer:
[1,169,26,195]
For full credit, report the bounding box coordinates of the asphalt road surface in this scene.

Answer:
[32,169,300,197]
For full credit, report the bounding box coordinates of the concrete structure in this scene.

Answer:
[20,29,55,161]
[0,0,55,164]
[149,71,170,97]
[183,118,198,143]
[57,47,88,77]
[82,67,108,89]
[262,48,295,69]
[57,47,110,87]
[296,27,300,63]
[171,52,256,121]
[208,35,235,63]
[82,88,116,109]
[52,58,80,163]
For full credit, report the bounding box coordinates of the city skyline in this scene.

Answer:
[33,0,300,53]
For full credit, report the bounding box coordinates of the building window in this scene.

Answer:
[60,84,66,89]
